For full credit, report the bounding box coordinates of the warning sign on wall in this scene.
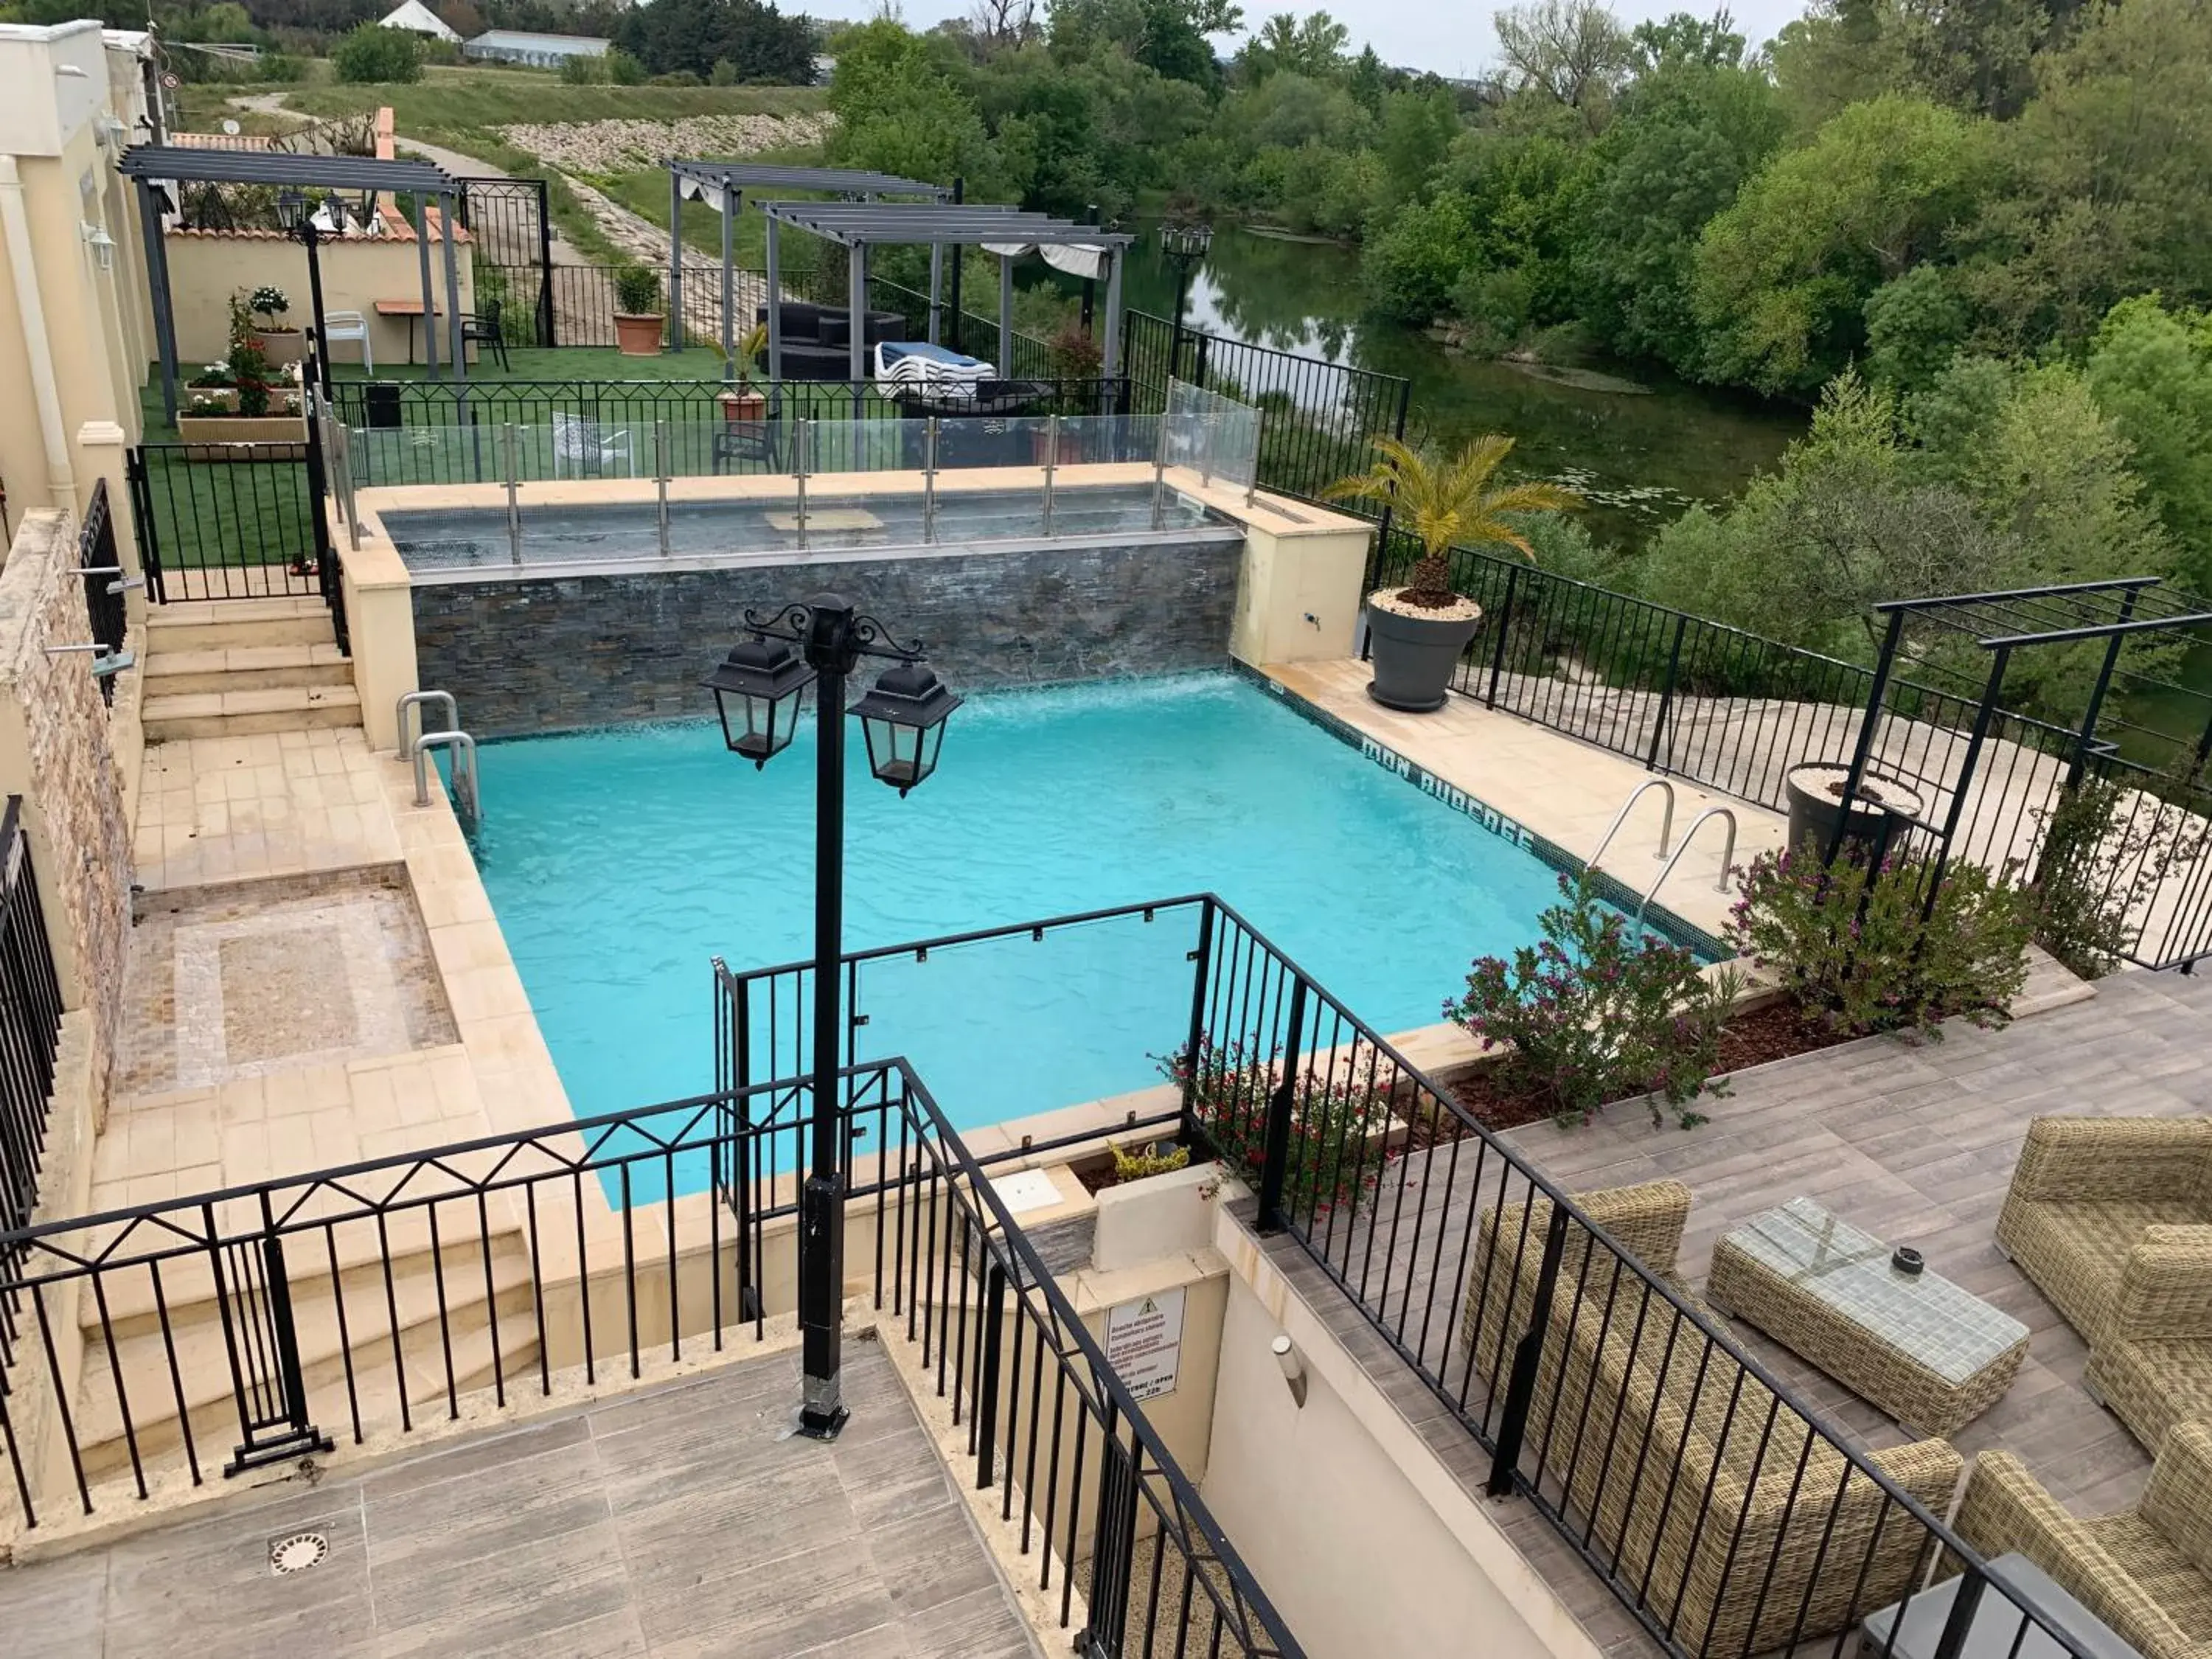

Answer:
[1105,1287,1186,1402]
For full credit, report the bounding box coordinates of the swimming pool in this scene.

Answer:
[467,673,1606,1139]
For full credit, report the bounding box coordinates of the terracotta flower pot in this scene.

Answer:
[614,312,664,357]
[718,389,768,422]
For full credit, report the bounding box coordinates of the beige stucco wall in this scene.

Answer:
[1204,1207,1609,1659]
[164,232,476,370]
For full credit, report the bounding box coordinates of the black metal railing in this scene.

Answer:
[1374,527,2212,970]
[0,799,65,1375]
[125,440,321,603]
[0,1049,1296,1656]
[1121,310,1410,509]
[75,481,128,708]
[1180,894,2102,1659]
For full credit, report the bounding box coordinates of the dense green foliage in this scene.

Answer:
[613,0,813,83]
[333,19,422,81]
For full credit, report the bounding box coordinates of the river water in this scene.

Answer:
[1105,223,1804,550]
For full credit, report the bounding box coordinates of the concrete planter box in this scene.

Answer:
[254,327,306,366]
[175,414,310,453]
[184,386,242,413]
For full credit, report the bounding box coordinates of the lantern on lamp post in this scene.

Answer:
[702,593,960,1437]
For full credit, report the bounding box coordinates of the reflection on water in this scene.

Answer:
[1089,223,1806,549]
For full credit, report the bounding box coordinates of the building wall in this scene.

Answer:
[0,510,133,1106]
[1203,1213,1607,1659]
[164,231,477,370]
[408,533,1246,737]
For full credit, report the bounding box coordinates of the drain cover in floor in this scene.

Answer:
[269,1531,329,1576]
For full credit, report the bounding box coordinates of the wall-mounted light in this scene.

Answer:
[94,114,128,152]
[1270,1334,1307,1410]
[80,221,116,271]
[55,63,89,79]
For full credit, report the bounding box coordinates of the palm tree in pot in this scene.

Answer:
[1326,434,1578,712]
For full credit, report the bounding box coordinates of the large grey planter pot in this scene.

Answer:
[1784,763,1926,863]
[1366,600,1483,713]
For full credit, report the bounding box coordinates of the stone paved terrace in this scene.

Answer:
[2,1343,1039,1659]
[1256,966,2212,1659]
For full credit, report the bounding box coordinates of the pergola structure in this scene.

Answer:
[663,162,950,376]
[1837,577,2212,913]
[120,146,470,424]
[754,200,1133,389]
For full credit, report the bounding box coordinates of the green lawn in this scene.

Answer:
[134,445,317,577]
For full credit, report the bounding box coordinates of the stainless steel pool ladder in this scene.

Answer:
[1632,807,1737,933]
[397,690,480,824]
[1586,779,1677,872]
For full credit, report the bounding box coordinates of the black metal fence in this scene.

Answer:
[0,799,65,1371]
[1121,309,1410,507]
[76,481,128,709]
[1374,527,2212,969]
[0,1049,1296,1656]
[125,439,321,603]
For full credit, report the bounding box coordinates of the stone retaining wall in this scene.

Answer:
[0,511,132,1102]
[410,534,1245,737]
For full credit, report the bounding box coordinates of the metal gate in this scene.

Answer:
[454,176,555,348]
[125,439,327,602]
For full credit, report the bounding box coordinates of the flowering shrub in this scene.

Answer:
[1729,846,2032,1037]
[187,361,234,389]
[1161,1039,1395,1220]
[1444,875,1740,1129]
[248,285,291,328]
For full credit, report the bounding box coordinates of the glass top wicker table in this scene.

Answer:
[1707,1197,2029,1436]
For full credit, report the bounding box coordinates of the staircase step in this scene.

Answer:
[147,597,335,650]
[143,643,352,697]
[144,683,361,741]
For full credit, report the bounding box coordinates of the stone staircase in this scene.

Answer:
[142,597,360,742]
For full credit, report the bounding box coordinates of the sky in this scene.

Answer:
[801,1,1812,81]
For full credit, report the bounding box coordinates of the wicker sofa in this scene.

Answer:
[1994,1116,2212,1450]
[1952,1422,2212,1659]
[1462,1180,1964,1659]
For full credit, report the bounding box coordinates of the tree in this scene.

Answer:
[1628,7,1747,72]
[1863,262,1972,390]
[333,21,422,82]
[967,0,1039,54]
[2084,296,2212,591]
[827,21,991,185]
[1494,0,1632,131]
[1692,94,1994,394]
[1324,434,1577,604]
[1374,86,1459,204]
[1573,60,1785,371]
[1238,10,1349,82]
[614,0,815,82]
[1960,0,2212,352]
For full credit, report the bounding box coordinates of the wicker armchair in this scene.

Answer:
[1994,1117,2212,1346]
[1462,1180,1964,1659]
[2081,1224,2212,1454]
[1952,1422,2212,1659]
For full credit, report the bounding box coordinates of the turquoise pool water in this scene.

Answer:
[467,673,1587,1146]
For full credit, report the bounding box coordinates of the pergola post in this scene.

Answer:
[668,167,684,353]
[998,253,1012,376]
[847,241,866,390]
[720,183,736,380]
[440,192,465,391]
[137,178,181,425]
[927,243,943,345]
[765,216,782,386]
[413,192,439,380]
[1099,246,1123,405]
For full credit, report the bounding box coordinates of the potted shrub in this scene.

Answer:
[177,335,308,448]
[717,322,770,422]
[1326,434,1577,713]
[1783,763,1927,861]
[613,265,665,357]
[248,285,304,366]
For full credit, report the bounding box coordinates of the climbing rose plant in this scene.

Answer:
[1445,874,1741,1129]
[1162,1038,1396,1220]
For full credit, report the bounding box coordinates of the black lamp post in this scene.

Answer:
[275,187,332,400]
[1159,220,1213,384]
[703,594,960,1437]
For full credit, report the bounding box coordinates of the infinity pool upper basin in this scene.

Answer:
[465,673,1612,1143]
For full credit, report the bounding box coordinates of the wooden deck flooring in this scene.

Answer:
[1,1345,1039,1659]
[1258,967,2212,1659]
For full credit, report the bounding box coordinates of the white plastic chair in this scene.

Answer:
[321,309,372,373]
[552,411,633,479]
